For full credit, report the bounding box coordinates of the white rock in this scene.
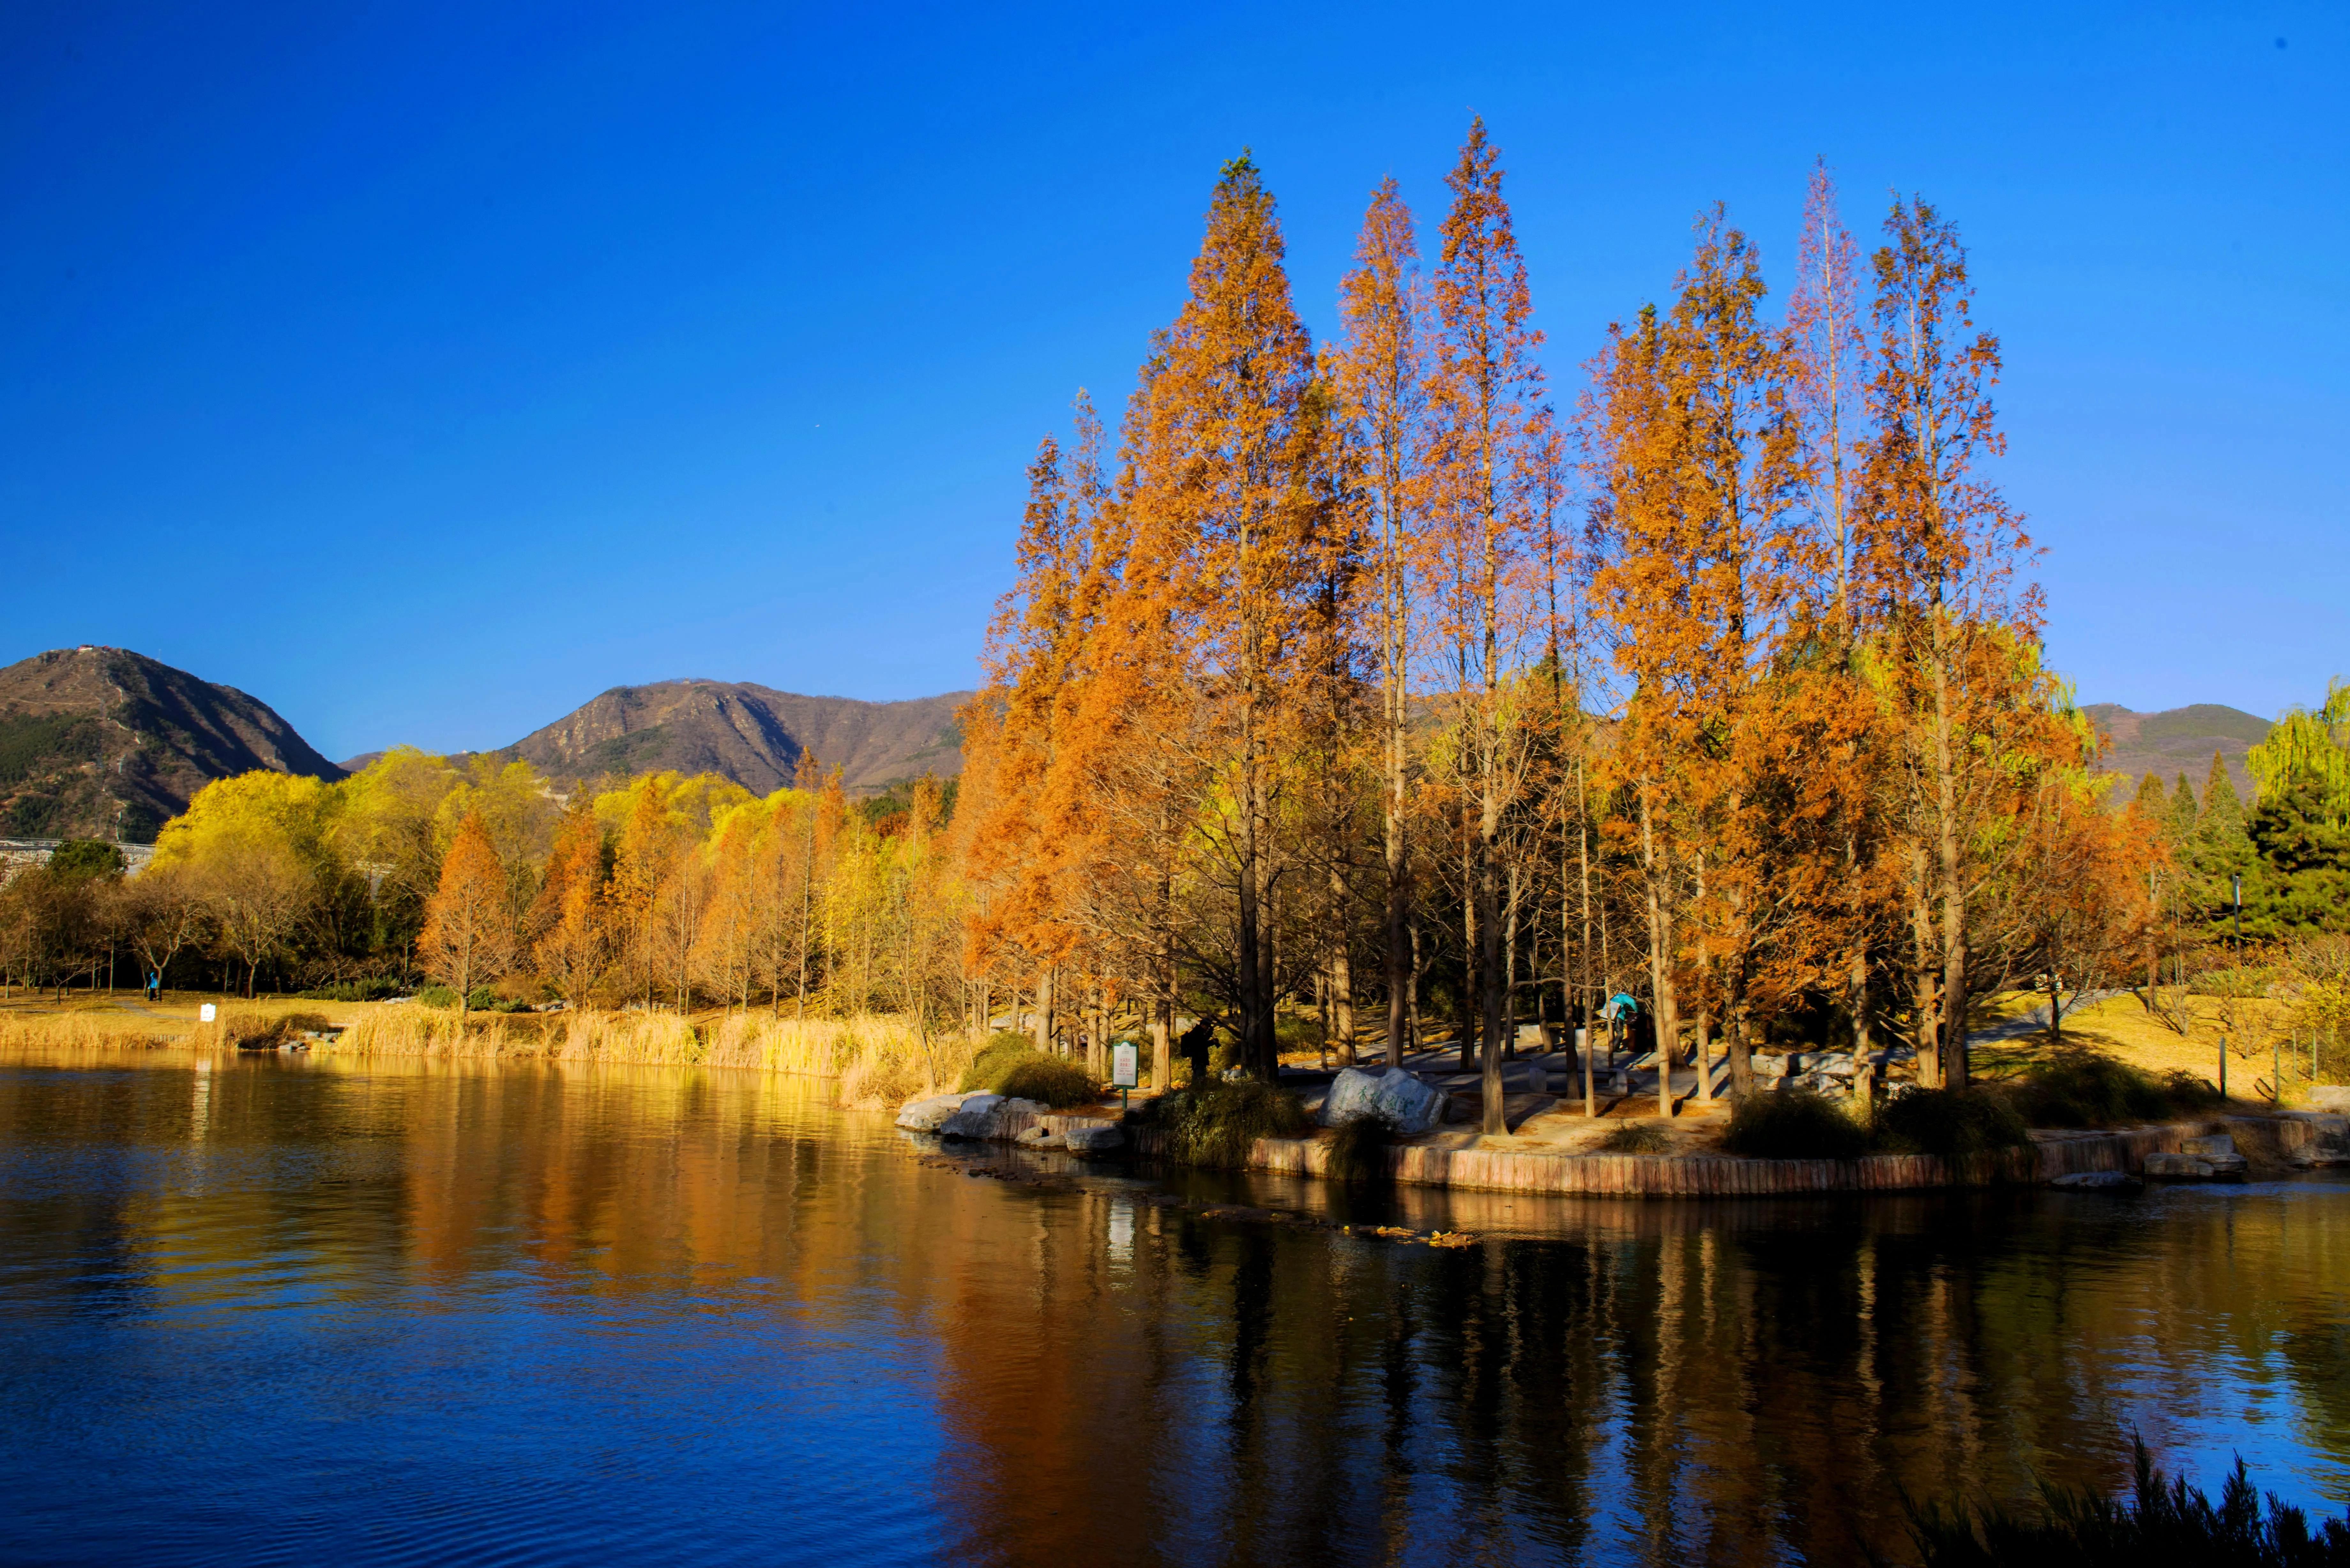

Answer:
[2179,1134,2236,1158]
[1063,1123,1125,1154]
[1752,1054,1790,1079]
[897,1092,979,1131]
[1319,1067,1449,1137]
[1014,1125,1065,1149]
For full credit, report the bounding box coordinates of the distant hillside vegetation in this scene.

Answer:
[0,647,344,841]
[2085,701,2270,800]
[493,679,972,795]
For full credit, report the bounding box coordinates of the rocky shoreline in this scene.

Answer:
[896,1068,2350,1200]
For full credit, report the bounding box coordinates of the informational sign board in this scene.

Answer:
[199,1003,217,1024]
[1111,1042,1139,1089]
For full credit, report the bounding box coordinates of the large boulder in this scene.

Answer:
[1319,1067,1449,1138]
[2144,1149,2248,1181]
[897,1091,979,1132]
[938,1095,1046,1140]
[1063,1123,1125,1154]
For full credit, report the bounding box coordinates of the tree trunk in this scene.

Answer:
[1151,995,1171,1095]
[1909,859,1940,1089]
[1384,689,1410,1064]
[1407,916,1422,1058]
[1460,807,1478,1074]
[1503,858,1521,1061]
[1930,620,1970,1091]
[1034,966,1055,1055]
[1578,757,1597,1119]
[1478,809,1507,1136]
[1640,785,1680,1118]
[1329,860,1356,1067]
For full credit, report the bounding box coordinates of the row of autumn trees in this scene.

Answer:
[0,746,968,1034]
[953,121,2176,1130]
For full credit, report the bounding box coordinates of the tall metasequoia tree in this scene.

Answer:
[1855,196,2040,1090]
[532,800,607,1006]
[1589,210,1809,1110]
[1424,119,1544,1132]
[1789,161,1890,1065]
[963,427,1099,1048]
[1124,153,1331,1082]
[1332,176,1428,1065]
[421,811,514,1013]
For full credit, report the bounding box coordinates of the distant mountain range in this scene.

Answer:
[2082,702,2268,801]
[0,647,344,840]
[0,645,2280,841]
[482,679,970,795]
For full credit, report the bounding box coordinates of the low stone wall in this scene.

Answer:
[1127,1120,2213,1199]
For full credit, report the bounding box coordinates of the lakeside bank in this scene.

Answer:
[908,1084,2350,1199]
[14,998,2350,1201]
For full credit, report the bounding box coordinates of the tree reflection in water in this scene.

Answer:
[2,1048,2347,1567]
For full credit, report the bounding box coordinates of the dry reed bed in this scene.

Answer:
[0,1004,973,1107]
[332,1006,973,1106]
[0,1013,182,1052]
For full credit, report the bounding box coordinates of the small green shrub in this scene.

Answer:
[415,984,458,1009]
[2009,1049,2182,1128]
[1872,1087,2029,1159]
[957,1036,1100,1108]
[1599,1120,1672,1154]
[1147,1082,1313,1168]
[1724,1086,1869,1160]
[1324,1113,1398,1183]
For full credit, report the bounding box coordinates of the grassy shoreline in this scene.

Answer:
[0,996,977,1109]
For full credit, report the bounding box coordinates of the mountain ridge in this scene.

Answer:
[2085,701,2267,801]
[0,647,344,840]
[489,678,973,796]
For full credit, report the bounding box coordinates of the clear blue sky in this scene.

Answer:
[3,2,2342,759]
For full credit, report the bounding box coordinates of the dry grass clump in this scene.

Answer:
[0,1012,178,1052]
[1599,1120,1673,1154]
[1147,1081,1314,1168]
[339,1006,542,1058]
[551,1010,696,1063]
[1324,1112,1399,1183]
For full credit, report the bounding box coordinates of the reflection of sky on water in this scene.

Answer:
[3,1047,2348,1565]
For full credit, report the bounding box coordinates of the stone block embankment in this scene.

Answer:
[1130,1119,2222,1199]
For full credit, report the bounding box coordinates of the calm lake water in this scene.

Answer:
[4,1049,2349,1566]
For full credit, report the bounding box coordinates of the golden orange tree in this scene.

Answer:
[420,811,515,1012]
[1855,196,2052,1089]
[1422,118,1545,1126]
[1331,173,1430,1063]
[531,800,607,1006]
